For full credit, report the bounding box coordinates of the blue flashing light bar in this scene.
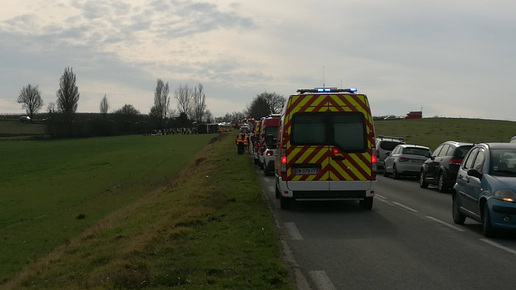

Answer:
[297,87,358,94]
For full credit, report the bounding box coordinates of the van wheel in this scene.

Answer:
[452,194,466,224]
[392,165,400,179]
[419,170,429,188]
[360,197,373,210]
[280,196,291,209]
[438,172,448,193]
[482,203,494,238]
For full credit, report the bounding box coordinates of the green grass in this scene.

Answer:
[0,134,214,284]
[2,133,294,290]
[0,120,46,136]
[374,118,516,150]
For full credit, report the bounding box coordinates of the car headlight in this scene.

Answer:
[494,190,516,202]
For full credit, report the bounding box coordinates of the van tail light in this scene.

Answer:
[449,158,463,165]
[399,157,409,162]
[371,148,377,180]
[280,147,287,173]
[333,149,339,154]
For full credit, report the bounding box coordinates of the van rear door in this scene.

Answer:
[327,94,375,190]
[286,95,330,191]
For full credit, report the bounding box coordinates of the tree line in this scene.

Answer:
[16,67,213,138]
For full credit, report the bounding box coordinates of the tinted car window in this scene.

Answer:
[433,145,443,157]
[438,145,450,157]
[453,146,473,158]
[403,147,430,156]
[265,126,278,146]
[473,150,485,172]
[380,141,403,151]
[464,148,479,169]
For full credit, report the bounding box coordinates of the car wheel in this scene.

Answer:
[452,194,466,224]
[280,196,291,209]
[383,167,389,177]
[359,197,373,210]
[393,164,400,179]
[254,157,259,165]
[419,170,429,188]
[438,172,448,193]
[482,203,494,238]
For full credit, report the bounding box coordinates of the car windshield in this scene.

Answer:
[489,149,516,176]
[380,141,403,151]
[402,147,430,156]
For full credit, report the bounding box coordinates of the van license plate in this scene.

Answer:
[295,168,319,175]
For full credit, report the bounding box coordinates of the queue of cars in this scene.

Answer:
[380,137,516,237]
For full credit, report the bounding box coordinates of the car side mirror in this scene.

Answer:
[467,169,482,179]
[424,152,431,158]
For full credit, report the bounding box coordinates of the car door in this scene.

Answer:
[384,146,396,173]
[466,149,485,216]
[424,145,443,181]
[457,148,479,213]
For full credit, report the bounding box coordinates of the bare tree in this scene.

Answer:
[203,109,213,124]
[115,104,140,115]
[47,102,56,114]
[192,83,206,123]
[150,79,170,131]
[174,84,192,118]
[100,94,109,116]
[56,67,80,118]
[17,84,44,120]
[258,92,286,114]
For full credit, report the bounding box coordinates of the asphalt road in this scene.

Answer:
[258,171,516,290]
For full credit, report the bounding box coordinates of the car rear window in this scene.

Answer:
[402,147,430,156]
[265,126,278,146]
[291,112,366,152]
[380,141,403,151]
[453,146,473,158]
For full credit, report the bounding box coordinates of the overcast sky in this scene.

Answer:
[1,0,516,120]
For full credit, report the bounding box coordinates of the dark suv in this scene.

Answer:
[419,141,474,192]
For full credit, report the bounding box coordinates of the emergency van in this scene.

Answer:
[259,114,281,176]
[251,118,263,165]
[274,87,377,210]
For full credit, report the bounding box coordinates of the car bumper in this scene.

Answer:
[396,162,424,175]
[489,199,516,230]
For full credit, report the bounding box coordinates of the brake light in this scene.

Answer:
[449,159,463,165]
[371,148,377,180]
[333,149,339,154]
[266,151,272,156]
[281,156,287,164]
[399,157,409,162]
[372,155,377,163]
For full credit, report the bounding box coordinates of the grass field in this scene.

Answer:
[1,133,293,289]
[374,118,516,150]
[0,134,214,284]
[0,120,46,136]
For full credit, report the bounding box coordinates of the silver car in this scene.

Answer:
[384,144,431,179]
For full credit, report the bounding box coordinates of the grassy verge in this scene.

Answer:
[0,134,214,283]
[0,120,46,137]
[374,118,516,150]
[2,133,294,290]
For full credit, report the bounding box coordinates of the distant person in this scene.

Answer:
[236,131,245,155]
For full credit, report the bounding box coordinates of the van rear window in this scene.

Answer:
[291,112,366,152]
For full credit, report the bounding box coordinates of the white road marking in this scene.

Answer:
[425,216,465,232]
[309,271,337,290]
[480,239,516,255]
[392,202,418,212]
[268,186,275,193]
[375,197,394,206]
[284,222,304,241]
[375,194,387,200]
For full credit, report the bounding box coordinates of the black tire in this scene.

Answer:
[360,197,373,210]
[383,167,389,177]
[275,182,281,199]
[259,161,264,170]
[482,203,494,238]
[452,194,466,224]
[254,157,259,165]
[280,196,291,209]
[438,172,448,193]
[419,170,429,188]
[393,165,400,180]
